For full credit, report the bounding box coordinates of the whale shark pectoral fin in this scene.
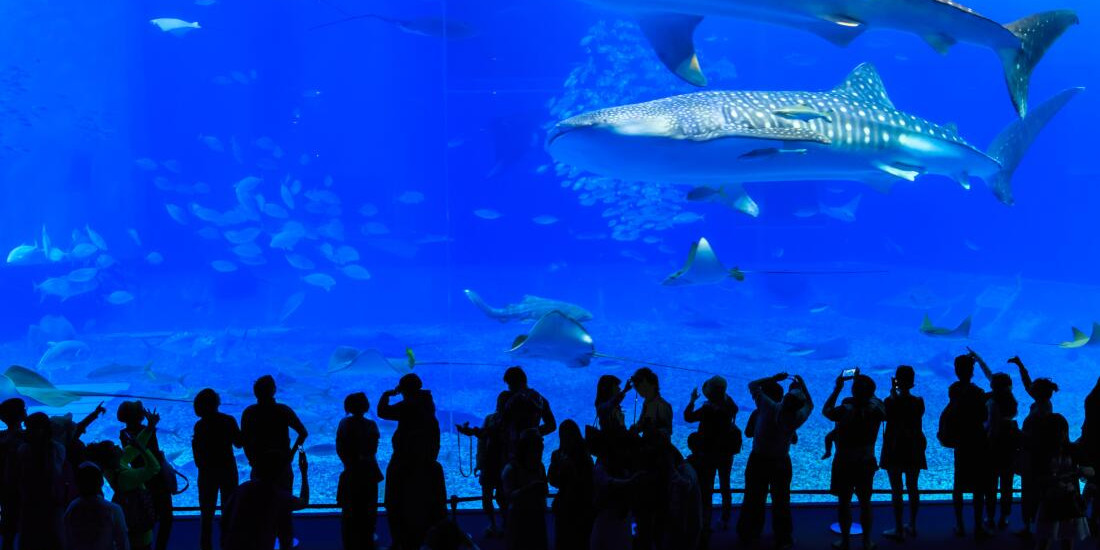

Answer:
[720,183,760,217]
[803,17,865,47]
[821,13,863,29]
[874,161,922,182]
[718,127,830,144]
[922,32,957,55]
[953,173,972,190]
[637,14,707,87]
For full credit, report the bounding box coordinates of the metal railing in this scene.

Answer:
[170,487,1014,513]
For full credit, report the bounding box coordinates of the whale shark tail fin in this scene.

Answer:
[986,87,1082,205]
[1000,10,1078,117]
[637,14,707,87]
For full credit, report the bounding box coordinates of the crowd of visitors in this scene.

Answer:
[0,350,1096,550]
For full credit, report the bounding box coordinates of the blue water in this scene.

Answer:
[0,0,1097,507]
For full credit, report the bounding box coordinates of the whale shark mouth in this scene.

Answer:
[546,124,586,147]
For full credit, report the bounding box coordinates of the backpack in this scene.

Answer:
[113,487,157,534]
[937,402,962,449]
[728,422,743,456]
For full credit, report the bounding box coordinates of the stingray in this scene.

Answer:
[328,347,505,376]
[2,366,191,408]
[1059,322,1100,349]
[507,311,730,376]
[920,314,972,338]
[310,13,476,39]
[783,337,850,361]
[663,237,884,286]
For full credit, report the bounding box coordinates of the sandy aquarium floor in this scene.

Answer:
[7,282,1096,508]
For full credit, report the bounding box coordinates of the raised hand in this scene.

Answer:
[690,387,700,401]
[773,372,789,382]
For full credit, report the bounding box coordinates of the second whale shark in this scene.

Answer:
[547,64,1080,212]
[575,0,1077,116]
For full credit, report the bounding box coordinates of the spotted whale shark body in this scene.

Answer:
[578,0,1077,116]
[547,64,1080,213]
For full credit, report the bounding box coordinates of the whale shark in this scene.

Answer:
[576,0,1077,116]
[547,64,1080,211]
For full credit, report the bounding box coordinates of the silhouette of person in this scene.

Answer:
[117,401,172,550]
[420,519,479,550]
[880,365,927,541]
[336,392,384,550]
[87,408,162,550]
[1081,377,1100,534]
[824,373,886,550]
[502,428,548,550]
[548,419,593,550]
[941,353,991,539]
[663,443,703,550]
[240,375,309,492]
[628,367,673,550]
[14,412,66,550]
[192,388,242,550]
[455,392,508,538]
[737,372,813,550]
[1014,355,1059,538]
[589,375,632,472]
[589,447,639,550]
[683,375,739,532]
[500,367,556,461]
[967,348,1021,531]
[377,374,445,550]
[1033,414,1093,550]
[53,402,107,481]
[0,398,26,550]
[220,450,310,550]
[62,461,128,550]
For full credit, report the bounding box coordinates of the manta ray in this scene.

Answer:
[1059,323,1100,349]
[547,64,1081,214]
[574,0,1077,116]
[919,314,972,338]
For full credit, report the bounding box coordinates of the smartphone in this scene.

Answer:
[841,367,859,380]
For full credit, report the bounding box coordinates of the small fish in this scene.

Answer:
[474,209,501,220]
[6,244,37,265]
[280,292,307,322]
[773,105,833,122]
[134,158,158,170]
[211,260,238,273]
[280,184,296,210]
[341,265,371,280]
[127,229,142,246]
[532,215,558,225]
[162,159,182,173]
[809,304,830,314]
[82,226,107,251]
[301,89,322,98]
[358,203,379,217]
[107,291,134,305]
[263,203,289,218]
[395,191,425,204]
[671,212,704,224]
[71,243,99,260]
[964,239,980,251]
[224,227,262,245]
[285,254,315,271]
[199,134,224,152]
[151,18,201,35]
[165,204,188,225]
[145,252,164,265]
[303,273,336,291]
[96,255,117,269]
[231,243,262,258]
[67,268,98,283]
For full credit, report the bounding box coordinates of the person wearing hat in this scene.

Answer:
[117,400,174,550]
[378,374,445,550]
[684,375,740,533]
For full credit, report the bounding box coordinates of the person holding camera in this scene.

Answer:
[881,365,927,541]
[737,372,813,550]
[683,375,739,532]
[378,374,446,550]
[824,370,886,550]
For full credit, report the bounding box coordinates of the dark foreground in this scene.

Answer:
[163,501,1083,549]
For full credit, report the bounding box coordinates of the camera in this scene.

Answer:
[841,367,860,380]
